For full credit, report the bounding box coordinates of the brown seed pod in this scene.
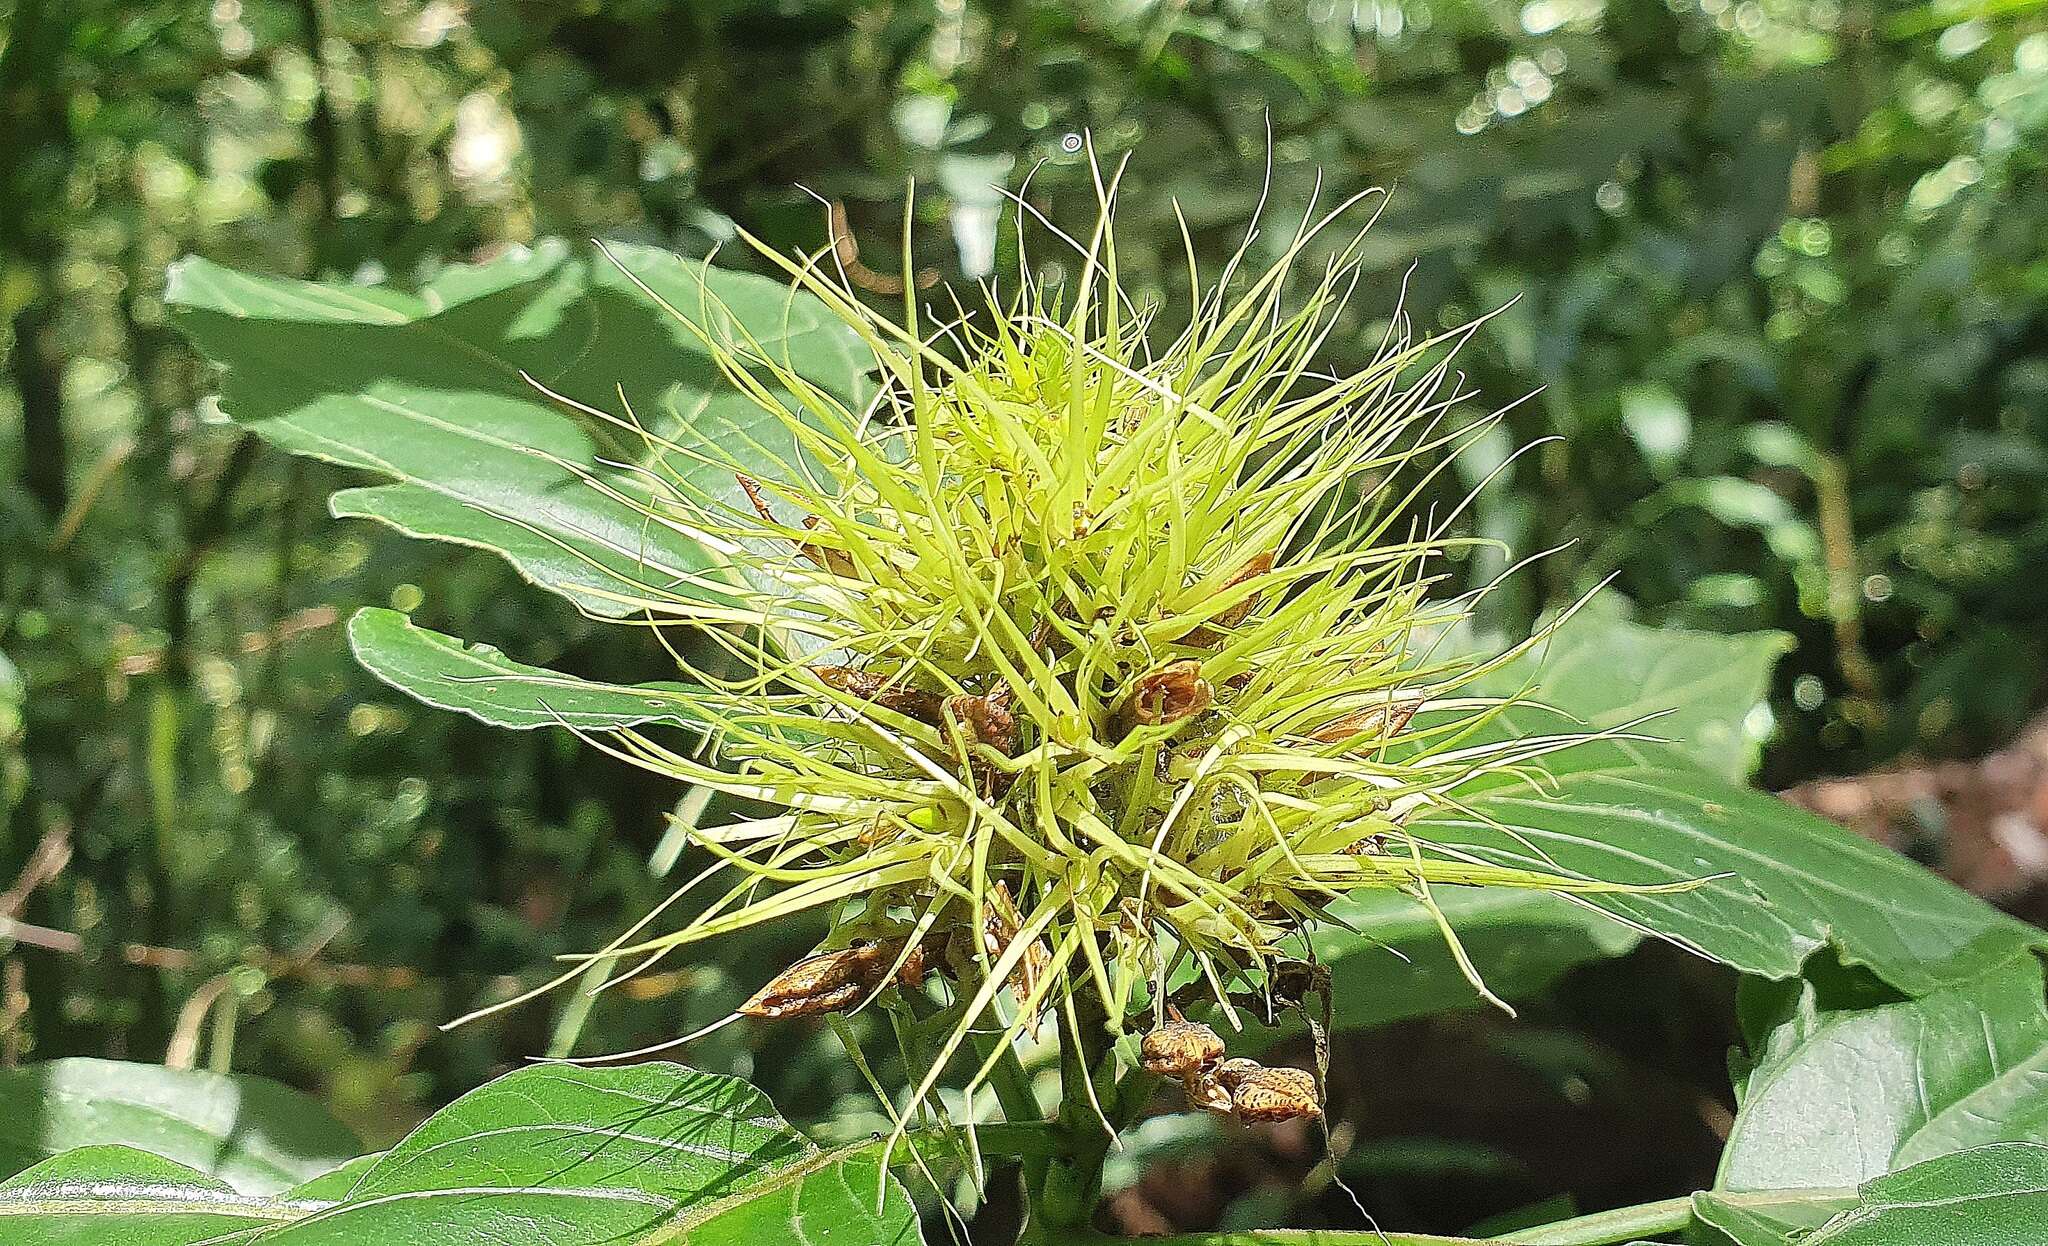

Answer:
[896,938,931,990]
[1115,659,1214,739]
[1184,552,1276,647]
[946,686,1021,796]
[812,665,948,725]
[1228,1065,1321,1123]
[1212,1057,1264,1090]
[947,687,1019,757]
[1139,1018,1226,1077]
[740,936,922,1019]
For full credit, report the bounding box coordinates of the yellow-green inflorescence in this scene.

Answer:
[494,175,1698,1142]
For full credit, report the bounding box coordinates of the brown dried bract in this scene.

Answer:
[740,937,910,1019]
[984,881,1052,1035]
[1307,698,1423,746]
[947,686,1020,796]
[736,473,857,577]
[947,686,1019,757]
[812,665,947,725]
[1184,552,1275,647]
[828,200,939,296]
[1115,660,1214,739]
[1228,1065,1321,1123]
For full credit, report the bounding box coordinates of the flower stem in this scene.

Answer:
[1485,1195,1695,1244]
[1029,989,1116,1237]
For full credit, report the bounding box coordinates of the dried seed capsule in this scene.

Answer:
[947,686,1019,757]
[812,665,947,725]
[896,938,931,990]
[1229,1065,1321,1123]
[1139,1019,1225,1077]
[946,686,1021,796]
[1307,698,1422,745]
[1184,552,1275,647]
[740,937,908,1019]
[1183,1068,1236,1114]
[1212,1057,1265,1090]
[1115,660,1213,739]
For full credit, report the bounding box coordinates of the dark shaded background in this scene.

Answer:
[3,0,2044,1236]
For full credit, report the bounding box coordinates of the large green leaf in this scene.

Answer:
[347,607,704,731]
[0,1062,920,1245]
[167,239,872,620]
[1310,605,2032,1019]
[1430,762,2043,997]
[1300,888,1642,1037]
[1409,606,2041,998]
[1801,1143,2048,1245]
[0,1147,293,1244]
[1720,956,2048,1192]
[0,1059,359,1194]
[1695,1143,2048,1246]
[1300,607,1776,1028]
[1473,598,1792,781]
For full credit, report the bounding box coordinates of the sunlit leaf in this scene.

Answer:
[0,1060,359,1194]
[0,1063,920,1246]
[168,240,873,619]
[346,607,705,731]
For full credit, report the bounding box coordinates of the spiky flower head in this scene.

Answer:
[501,173,1694,1130]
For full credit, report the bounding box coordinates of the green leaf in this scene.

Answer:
[1433,763,2044,997]
[1720,957,2048,1192]
[1305,888,1642,1035]
[1804,1143,2048,1245]
[1419,602,2044,998]
[347,607,704,731]
[167,239,872,619]
[0,1063,921,1245]
[0,1146,296,1244]
[1476,597,1792,781]
[1695,1144,2048,1246]
[0,1059,360,1194]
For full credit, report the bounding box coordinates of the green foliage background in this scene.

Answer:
[2,0,2045,1235]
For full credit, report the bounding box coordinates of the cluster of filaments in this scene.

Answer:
[523,198,1686,1130]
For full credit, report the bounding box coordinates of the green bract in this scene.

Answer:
[473,179,1701,1144]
